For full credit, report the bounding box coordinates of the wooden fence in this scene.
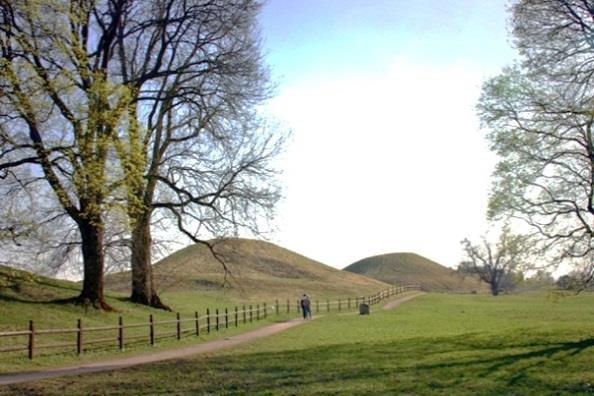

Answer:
[0,284,420,360]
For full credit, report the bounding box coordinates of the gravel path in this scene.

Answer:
[0,292,423,386]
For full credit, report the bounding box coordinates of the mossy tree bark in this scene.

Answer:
[78,217,112,311]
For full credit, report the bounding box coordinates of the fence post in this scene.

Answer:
[225,308,228,329]
[249,305,253,322]
[176,313,181,340]
[216,309,219,332]
[207,308,211,334]
[149,314,155,346]
[119,316,124,350]
[77,319,83,355]
[257,304,260,321]
[195,312,200,336]
[264,302,267,318]
[286,299,290,313]
[348,297,351,310]
[235,306,238,327]
[296,299,300,314]
[243,305,246,324]
[28,320,34,360]
[275,300,279,315]
[316,300,319,313]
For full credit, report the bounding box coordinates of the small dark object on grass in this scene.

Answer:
[359,303,369,315]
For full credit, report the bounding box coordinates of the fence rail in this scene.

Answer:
[0,284,420,360]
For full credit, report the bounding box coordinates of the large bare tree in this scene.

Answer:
[0,0,134,309]
[0,0,283,310]
[108,0,282,308]
[477,0,594,275]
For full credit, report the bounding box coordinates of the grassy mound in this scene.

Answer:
[0,240,394,372]
[344,252,485,292]
[106,238,389,300]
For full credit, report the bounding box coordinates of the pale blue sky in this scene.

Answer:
[260,0,515,85]
[258,1,517,268]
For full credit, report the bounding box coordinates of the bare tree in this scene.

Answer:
[460,227,530,296]
[477,0,594,279]
[0,0,134,309]
[0,0,285,310]
[108,0,283,308]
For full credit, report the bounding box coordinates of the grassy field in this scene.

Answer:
[0,264,386,373]
[3,292,593,395]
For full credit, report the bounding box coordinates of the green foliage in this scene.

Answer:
[4,293,594,395]
[477,2,594,268]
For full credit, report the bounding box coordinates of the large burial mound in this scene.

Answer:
[343,252,485,292]
[106,238,389,299]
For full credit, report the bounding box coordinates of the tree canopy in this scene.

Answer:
[0,0,284,310]
[478,0,594,274]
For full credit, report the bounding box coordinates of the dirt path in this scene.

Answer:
[0,318,310,386]
[0,293,423,386]
[382,292,425,310]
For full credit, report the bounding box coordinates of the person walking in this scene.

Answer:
[300,294,312,319]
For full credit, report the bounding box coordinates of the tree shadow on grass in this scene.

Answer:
[6,334,594,396]
[0,276,82,305]
[183,335,594,394]
[412,336,594,390]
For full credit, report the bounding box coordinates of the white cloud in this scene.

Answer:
[268,58,497,268]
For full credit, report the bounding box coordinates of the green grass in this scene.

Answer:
[3,292,593,395]
[0,264,382,373]
[106,238,390,299]
[345,252,487,292]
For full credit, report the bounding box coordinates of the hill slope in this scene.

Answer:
[106,238,389,300]
[344,253,484,292]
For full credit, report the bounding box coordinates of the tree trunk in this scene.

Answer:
[490,282,500,296]
[130,213,170,310]
[78,218,113,311]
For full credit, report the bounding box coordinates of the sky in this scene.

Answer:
[258,0,518,269]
